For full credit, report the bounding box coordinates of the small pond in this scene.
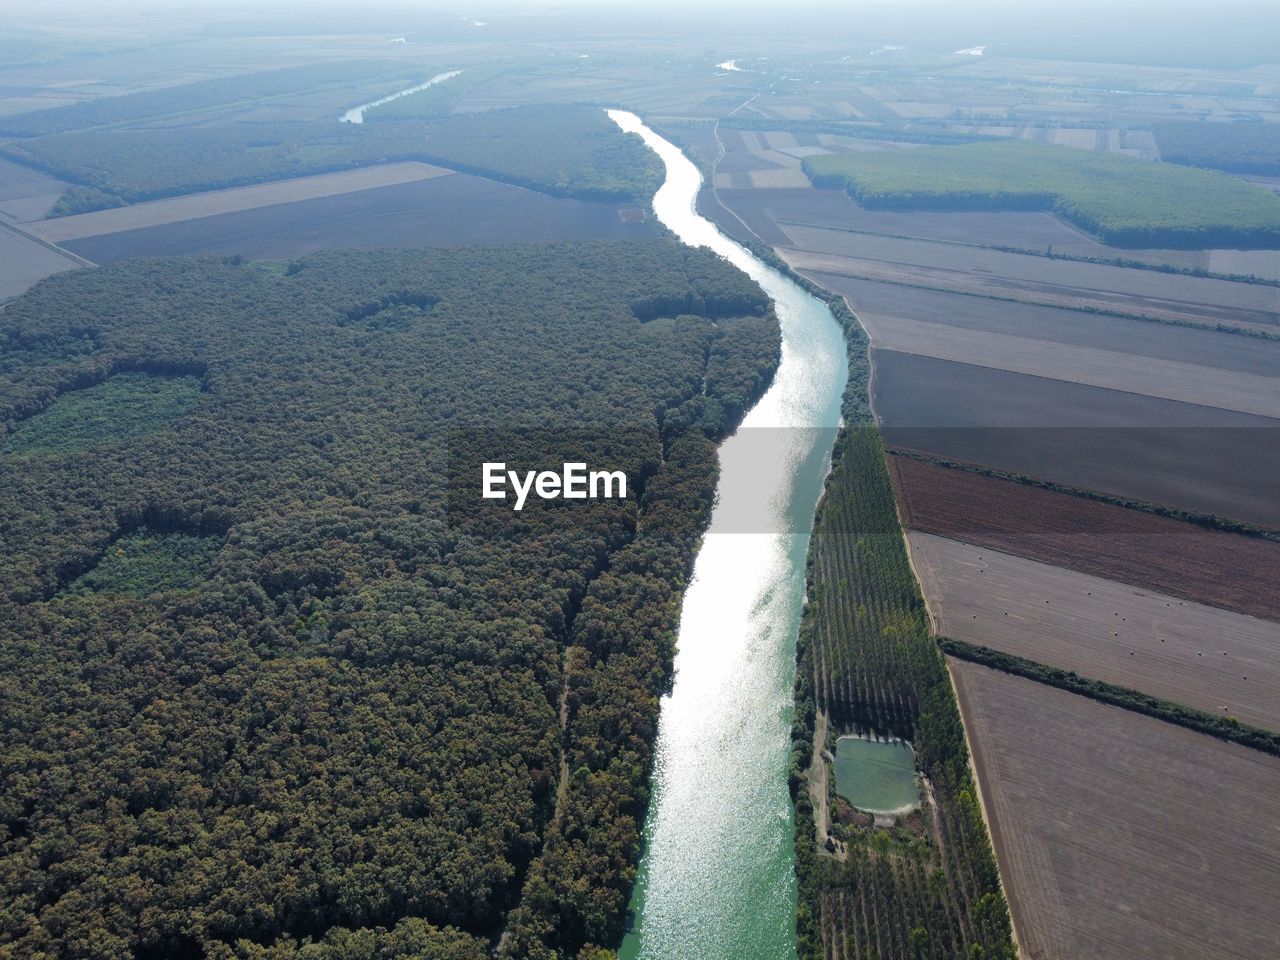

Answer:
[833,736,920,815]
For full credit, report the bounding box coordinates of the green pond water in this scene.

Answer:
[610,112,848,959]
[833,737,920,815]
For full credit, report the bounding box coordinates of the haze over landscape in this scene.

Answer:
[1,3,1277,959]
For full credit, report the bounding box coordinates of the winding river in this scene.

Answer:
[339,70,461,124]
[608,111,848,959]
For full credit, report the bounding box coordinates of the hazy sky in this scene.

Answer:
[8,0,1280,68]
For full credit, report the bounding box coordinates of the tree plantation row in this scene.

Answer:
[793,427,1016,960]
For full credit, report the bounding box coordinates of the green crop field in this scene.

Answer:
[803,140,1280,248]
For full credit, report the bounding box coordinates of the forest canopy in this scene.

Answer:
[0,61,411,138]
[803,139,1280,248]
[1153,121,1280,177]
[2,105,663,214]
[0,242,778,960]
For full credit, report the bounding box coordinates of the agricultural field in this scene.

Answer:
[34,162,454,242]
[781,249,1279,334]
[911,532,1280,730]
[874,352,1280,529]
[0,224,84,300]
[711,184,1276,275]
[803,140,1280,248]
[59,173,657,264]
[778,225,1280,331]
[856,314,1280,418]
[455,57,754,118]
[791,277,1280,378]
[950,661,1280,960]
[0,156,68,221]
[889,455,1280,623]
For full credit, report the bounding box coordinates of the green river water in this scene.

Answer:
[833,737,920,816]
[609,111,849,960]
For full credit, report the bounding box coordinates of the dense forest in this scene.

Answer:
[1153,121,1280,176]
[2,105,662,214]
[803,140,1280,248]
[0,242,779,959]
[0,62,409,139]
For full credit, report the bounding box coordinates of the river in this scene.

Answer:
[339,70,462,124]
[607,111,848,959]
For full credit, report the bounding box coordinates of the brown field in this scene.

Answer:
[0,157,68,222]
[858,314,1280,418]
[780,224,1280,328]
[875,352,1280,529]
[912,531,1280,729]
[951,660,1280,960]
[799,274,1280,377]
[35,162,454,242]
[0,224,84,300]
[785,248,1271,331]
[890,455,1280,622]
[746,168,812,188]
[781,247,1280,334]
[695,185,757,246]
[61,173,658,264]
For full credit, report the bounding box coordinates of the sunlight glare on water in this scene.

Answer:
[609,110,848,960]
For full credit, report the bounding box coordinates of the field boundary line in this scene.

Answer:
[0,216,94,268]
[942,638,1280,757]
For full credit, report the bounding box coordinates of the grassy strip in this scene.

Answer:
[886,450,1280,543]
[940,638,1280,757]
